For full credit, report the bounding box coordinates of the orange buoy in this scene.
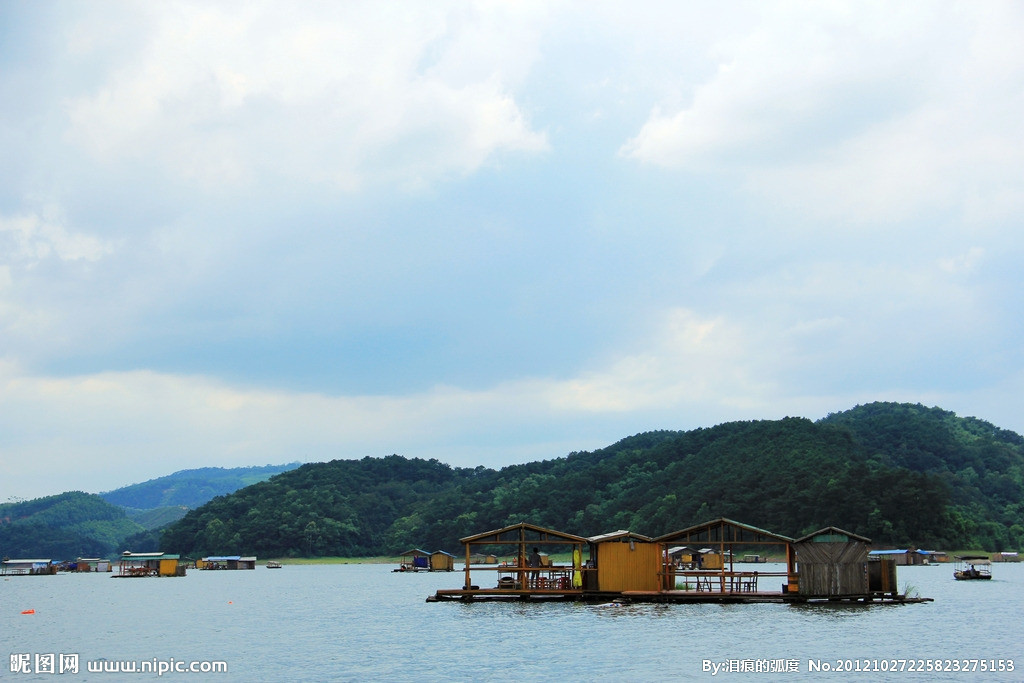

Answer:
[21,609,35,615]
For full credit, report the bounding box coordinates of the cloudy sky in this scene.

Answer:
[2,1,1023,501]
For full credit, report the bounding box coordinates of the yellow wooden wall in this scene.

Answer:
[158,559,178,577]
[430,554,454,571]
[596,542,661,592]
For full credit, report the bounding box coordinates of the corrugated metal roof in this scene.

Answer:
[3,559,52,564]
[203,556,242,562]
[868,549,909,555]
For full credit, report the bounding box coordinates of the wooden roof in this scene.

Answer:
[654,517,794,545]
[459,522,587,545]
[794,526,871,544]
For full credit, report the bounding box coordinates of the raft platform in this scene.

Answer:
[427,588,932,604]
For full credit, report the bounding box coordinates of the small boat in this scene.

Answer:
[265,561,283,569]
[953,555,991,580]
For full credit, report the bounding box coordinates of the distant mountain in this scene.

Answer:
[160,403,1024,558]
[100,463,302,510]
[0,491,144,559]
[126,505,191,530]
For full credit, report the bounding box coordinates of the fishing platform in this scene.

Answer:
[427,519,933,605]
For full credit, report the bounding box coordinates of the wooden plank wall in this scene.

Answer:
[795,541,869,596]
[596,542,662,592]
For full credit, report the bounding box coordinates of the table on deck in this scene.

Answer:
[679,571,760,592]
[496,566,575,590]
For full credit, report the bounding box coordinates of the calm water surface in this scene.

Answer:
[2,562,1021,681]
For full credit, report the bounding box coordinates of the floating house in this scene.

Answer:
[1,559,56,576]
[115,552,185,577]
[428,517,928,605]
[792,527,872,598]
[666,546,700,568]
[76,558,111,572]
[586,530,660,593]
[395,549,431,572]
[430,550,456,572]
[198,556,257,570]
[867,548,939,566]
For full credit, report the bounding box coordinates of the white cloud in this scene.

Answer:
[62,1,549,192]
[621,1,1024,225]
[0,210,113,263]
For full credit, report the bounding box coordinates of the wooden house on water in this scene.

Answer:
[428,518,930,605]
[586,530,660,593]
[792,527,872,599]
[198,555,257,570]
[115,552,185,577]
[867,548,937,566]
[75,558,111,572]
[430,550,456,572]
[1,559,57,576]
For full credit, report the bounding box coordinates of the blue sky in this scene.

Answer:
[2,1,1023,501]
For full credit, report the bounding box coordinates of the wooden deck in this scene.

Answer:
[428,588,933,604]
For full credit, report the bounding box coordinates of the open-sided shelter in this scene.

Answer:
[396,549,431,571]
[655,518,795,593]
[793,527,871,597]
[456,522,588,593]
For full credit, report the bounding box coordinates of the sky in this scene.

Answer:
[2,1,1023,502]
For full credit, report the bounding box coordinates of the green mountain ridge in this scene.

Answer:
[160,402,1024,559]
[100,463,302,509]
[4,404,1022,560]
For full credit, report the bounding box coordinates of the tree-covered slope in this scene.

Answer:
[100,463,302,509]
[159,403,1024,558]
[819,402,1024,549]
[0,492,144,559]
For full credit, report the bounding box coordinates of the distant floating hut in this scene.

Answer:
[430,550,456,572]
[198,555,257,570]
[395,549,431,572]
[76,558,111,573]
[1,559,57,576]
[115,552,185,577]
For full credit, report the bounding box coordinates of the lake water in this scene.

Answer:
[2,562,1021,681]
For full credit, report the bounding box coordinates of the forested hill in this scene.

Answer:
[100,463,302,509]
[0,492,144,559]
[160,402,1024,558]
